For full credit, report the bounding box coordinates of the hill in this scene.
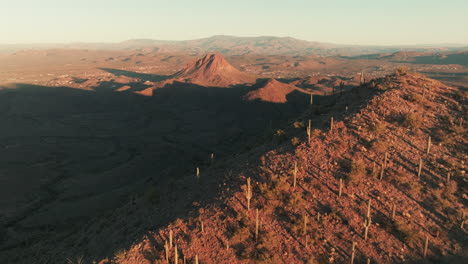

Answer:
[171,53,255,87]
[245,78,302,103]
[100,70,466,264]
[0,68,468,264]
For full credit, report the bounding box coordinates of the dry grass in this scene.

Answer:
[402,112,423,130]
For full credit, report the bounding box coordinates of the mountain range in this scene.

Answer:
[1,35,467,56]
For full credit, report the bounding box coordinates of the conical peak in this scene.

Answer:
[172,53,255,87]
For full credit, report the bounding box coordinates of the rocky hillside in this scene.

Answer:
[3,70,465,264]
[87,70,466,264]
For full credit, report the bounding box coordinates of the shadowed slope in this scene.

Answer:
[245,78,302,103]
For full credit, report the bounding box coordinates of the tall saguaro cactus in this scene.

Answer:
[364,217,372,240]
[361,199,372,240]
[423,235,429,258]
[426,136,431,154]
[350,241,357,264]
[339,178,343,197]
[418,158,423,178]
[246,177,252,210]
[164,241,169,263]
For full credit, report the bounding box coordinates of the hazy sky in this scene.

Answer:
[1,0,467,45]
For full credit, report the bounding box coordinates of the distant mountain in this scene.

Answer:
[172,53,255,87]
[1,35,467,56]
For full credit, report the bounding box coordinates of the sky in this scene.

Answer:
[0,0,467,45]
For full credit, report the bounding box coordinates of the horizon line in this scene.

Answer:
[1,35,468,48]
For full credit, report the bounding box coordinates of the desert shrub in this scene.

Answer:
[433,128,453,145]
[431,182,458,215]
[66,256,85,264]
[238,231,276,262]
[371,139,390,153]
[346,159,367,184]
[291,137,301,146]
[389,169,422,196]
[370,121,387,135]
[406,92,426,104]
[394,220,419,244]
[113,249,127,260]
[274,129,287,142]
[401,112,423,130]
[279,210,302,235]
[293,121,305,128]
[311,129,321,137]
[230,224,251,245]
[388,170,422,197]
[394,66,409,76]
[285,191,304,208]
[375,83,388,91]
[258,174,289,202]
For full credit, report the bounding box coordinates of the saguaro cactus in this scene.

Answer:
[307,119,312,144]
[350,241,357,264]
[169,230,173,248]
[196,167,200,181]
[418,158,423,178]
[310,93,313,105]
[304,213,308,235]
[391,203,396,221]
[174,245,178,264]
[426,136,431,154]
[364,217,372,240]
[423,235,429,258]
[164,241,169,263]
[246,177,252,210]
[195,254,199,264]
[330,116,334,131]
[210,153,214,165]
[363,199,372,240]
[339,178,343,197]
